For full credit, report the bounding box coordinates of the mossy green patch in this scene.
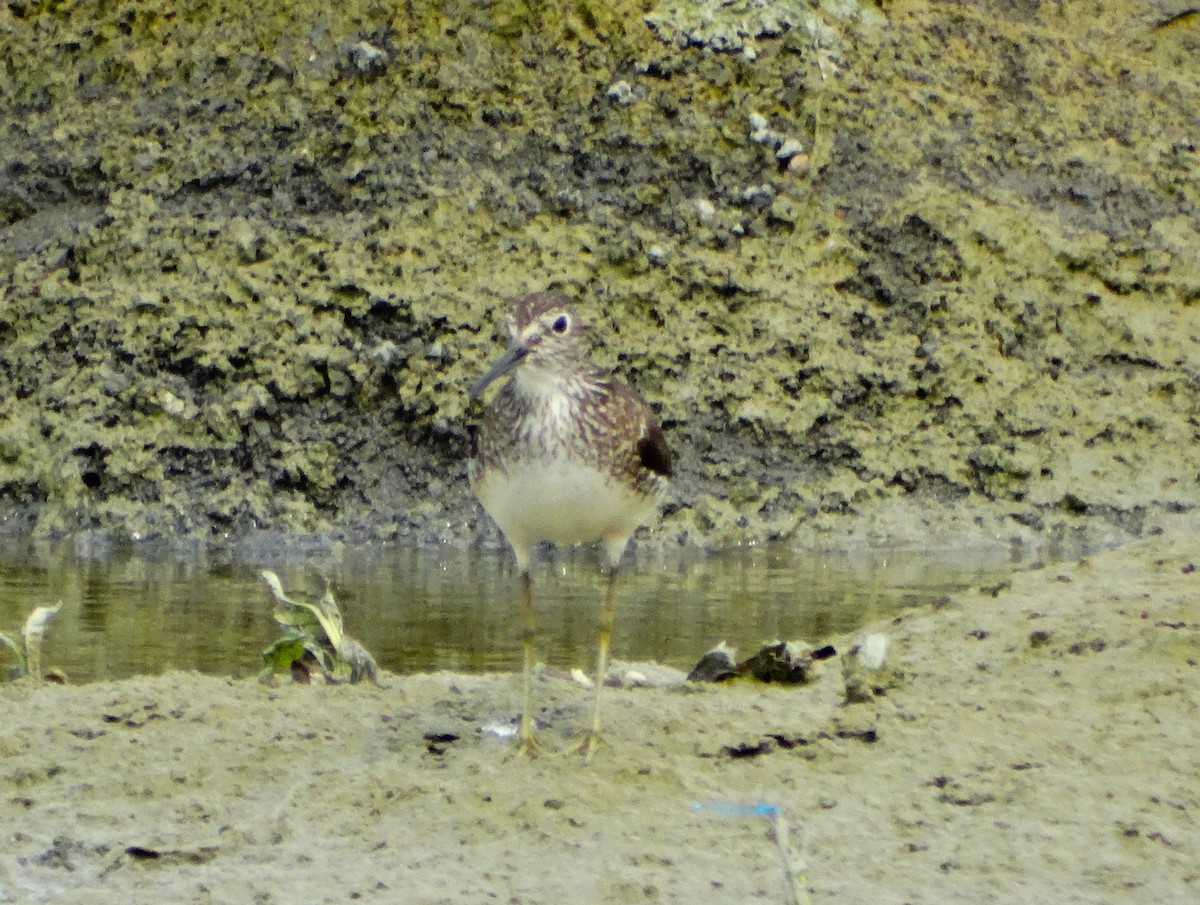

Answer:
[1,0,1197,548]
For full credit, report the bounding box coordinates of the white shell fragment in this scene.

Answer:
[858,633,889,670]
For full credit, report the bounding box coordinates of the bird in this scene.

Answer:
[467,290,672,760]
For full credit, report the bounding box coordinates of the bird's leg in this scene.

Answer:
[516,569,544,756]
[578,565,618,763]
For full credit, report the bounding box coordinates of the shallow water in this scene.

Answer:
[0,538,1030,683]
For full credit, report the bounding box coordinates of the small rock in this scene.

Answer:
[741,184,773,205]
[348,40,387,73]
[687,642,738,682]
[842,633,904,703]
[857,633,888,670]
[775,138,805,160]
[787,153,812,177]
[606,80,635,105]
[369,340,401,365]
[158,389,186,417]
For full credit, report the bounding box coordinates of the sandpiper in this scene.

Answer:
[468,291,672,760]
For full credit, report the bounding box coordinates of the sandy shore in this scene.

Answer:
[3,524,1196,904]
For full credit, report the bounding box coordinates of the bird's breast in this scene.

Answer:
[473,456,660,552]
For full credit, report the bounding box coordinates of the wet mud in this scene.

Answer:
[3,525,1198,902]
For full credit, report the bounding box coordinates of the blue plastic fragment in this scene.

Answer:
[691,800,780,818]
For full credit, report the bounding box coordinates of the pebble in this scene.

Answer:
[775,137,805,160]
[606,80,635,105]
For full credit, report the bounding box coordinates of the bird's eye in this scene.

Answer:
[552,314,570,334]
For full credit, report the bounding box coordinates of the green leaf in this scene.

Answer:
[259,570,379,685]
[261,635,308,672]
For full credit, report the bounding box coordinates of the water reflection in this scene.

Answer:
[0,538,1023,683]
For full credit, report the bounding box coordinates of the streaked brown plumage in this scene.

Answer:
[468,291,671,759]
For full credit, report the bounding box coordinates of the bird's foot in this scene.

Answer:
[509,728,547,759]
[575,732,602,764]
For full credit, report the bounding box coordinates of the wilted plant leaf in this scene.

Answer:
[23,602,62,681]
[315,583,345,651]
[259,572,379,685]
[1,631,24,679]
[261,570,344,647]
[2,601,62,681]
[272,606,323,630]
[0,632,19,658]
[338,636,380,685]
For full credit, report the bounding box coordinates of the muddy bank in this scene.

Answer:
[2,518,1197,903]
[1,0,1198,551]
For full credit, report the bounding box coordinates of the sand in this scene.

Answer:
[3,523,1196,904]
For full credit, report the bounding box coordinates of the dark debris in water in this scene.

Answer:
[720,740,775,759]
[708,727,878,760]
[740,642,814,684]
[686,645,739,682]
[766,733,811,750]
[423,731,461,756]
[687,640,835,685]
[980,580,1013,598]
[834,727,878,744]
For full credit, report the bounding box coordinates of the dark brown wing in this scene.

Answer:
[582,374,672,488]
[637,419,673,478]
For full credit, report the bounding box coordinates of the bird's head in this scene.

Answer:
[469,292,589,399]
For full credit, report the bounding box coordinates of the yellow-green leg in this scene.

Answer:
[517,570,544,756]
[578,567,618,763]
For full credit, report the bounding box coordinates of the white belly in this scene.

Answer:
[474,458,659,569]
